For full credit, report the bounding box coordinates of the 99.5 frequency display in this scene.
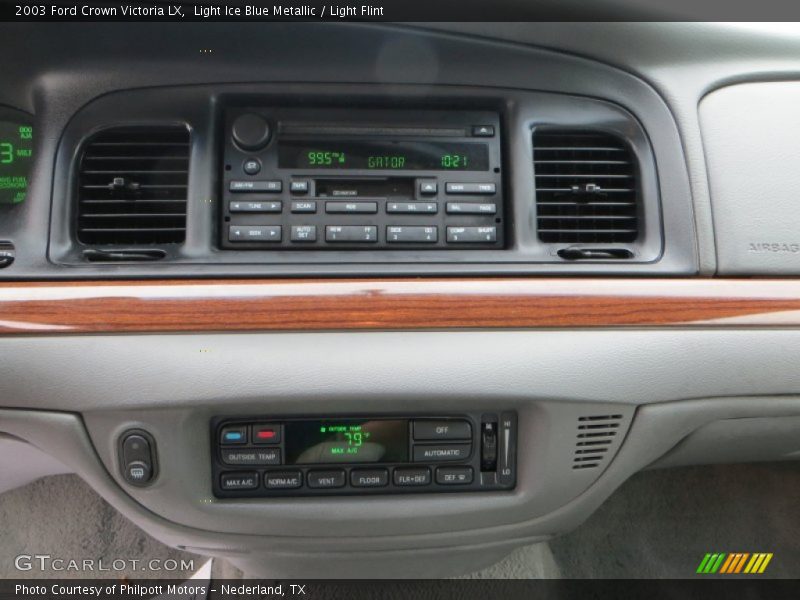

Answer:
[278,140,490,171]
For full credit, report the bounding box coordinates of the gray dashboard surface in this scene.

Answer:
[0,22,697,278]
[1,23,799,275]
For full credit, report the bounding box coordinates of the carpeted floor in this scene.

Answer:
[1,463,798,579]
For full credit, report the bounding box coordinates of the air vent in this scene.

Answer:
[572,414,623,470]
[77,126,190,245]
[534,130,639,244]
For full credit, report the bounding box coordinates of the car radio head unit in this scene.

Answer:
[220,108,505,250]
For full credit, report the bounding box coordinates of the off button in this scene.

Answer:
[413,420,472,441]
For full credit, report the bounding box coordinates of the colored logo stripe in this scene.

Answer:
[696,553,773,574]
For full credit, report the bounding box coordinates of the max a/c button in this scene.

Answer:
[220,472,258,490]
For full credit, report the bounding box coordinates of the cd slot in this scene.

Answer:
[281,124,467,137]
[315,177,414,199]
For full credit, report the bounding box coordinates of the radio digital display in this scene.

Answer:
[278,140,489,171]
[0,121,33,204]
[284,419,409,464]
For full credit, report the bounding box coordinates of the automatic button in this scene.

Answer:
[413,420,472,441]
[436,466,474,485]
[393,468,431,486]
[221,472,259,490]
[307,470,346,489]
[413,444,471,462]
[265,471,302,489]
[351,469,389,487]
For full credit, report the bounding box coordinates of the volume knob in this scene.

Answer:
[231,113,271,151]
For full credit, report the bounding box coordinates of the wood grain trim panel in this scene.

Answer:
[2,278,800,335]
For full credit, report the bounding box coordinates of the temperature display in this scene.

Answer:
[278,140,489,171]
[284,419,409,464]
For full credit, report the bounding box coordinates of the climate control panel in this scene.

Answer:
[211,413,517,498]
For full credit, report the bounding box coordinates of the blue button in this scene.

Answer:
[220,426,247,445]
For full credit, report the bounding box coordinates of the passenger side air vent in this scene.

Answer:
[572,414,624,470]
[76,126,190,245]
[534,130,639,245]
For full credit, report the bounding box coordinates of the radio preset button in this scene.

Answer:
[413,420,472,441]
[386,226,438,243]
[386,202,437,214]
[326,201,378,214]
[265,471,302,489]
[242,158,262,175]
[394,468,431,487]
[325,226,378,243]
[307,470,346,489]
[291,225,317,243]
[290,180,309,194]
[229,225,282,242]
[446,226,497,243]
[445,182,496,195]
[418,180,438,195]
[436,466,474,485]
[229,200,282,213]
[351,469,389,488]
[221,448,281,466]
[221,472,259,490]
[291,201,317,213]
[229,180,282,193]
[220,425,247,445]
[413,444,472,462]
[446,202,497,215]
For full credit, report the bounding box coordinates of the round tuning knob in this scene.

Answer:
[231,113,271,151]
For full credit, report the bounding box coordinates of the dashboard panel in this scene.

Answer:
[3,21,800,580]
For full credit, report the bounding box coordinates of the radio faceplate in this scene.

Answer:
[211,413,517,498]
[220,108,505,250]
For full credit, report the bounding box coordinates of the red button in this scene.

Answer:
[252,424,281,445]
